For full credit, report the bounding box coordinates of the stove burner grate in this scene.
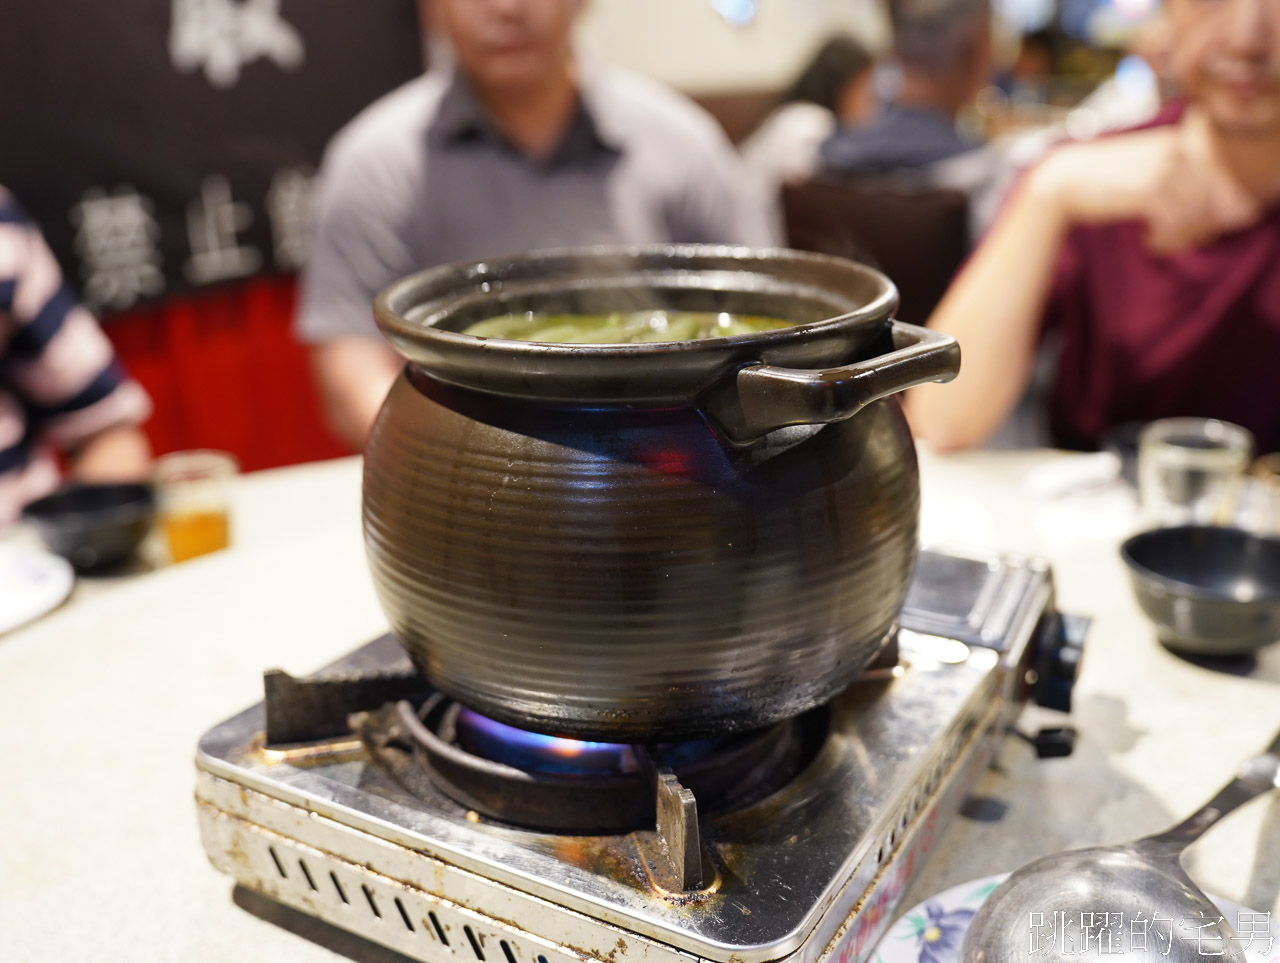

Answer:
[385,693,827,837]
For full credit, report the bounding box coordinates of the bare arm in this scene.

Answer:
[907,117,1242,451]
[905,165,1072,451]
[1,204,155,482]
[310,336,403,452]
[295,108,424,452]
[68,424,152,482]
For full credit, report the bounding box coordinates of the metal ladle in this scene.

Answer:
[961,727,1280,962]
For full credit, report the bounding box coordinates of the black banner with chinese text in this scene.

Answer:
[0,0,423,313]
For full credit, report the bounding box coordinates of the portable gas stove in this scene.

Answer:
[196,547,1084,963]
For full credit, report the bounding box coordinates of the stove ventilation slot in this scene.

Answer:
[465,925,486,959]
[330,870,350,903]
[363,883,383,917]
[298,859,318,891]
[429,911,450,944]
[873,734,964,868]
[268,845,288,878]
[397,897,416,931]
[217,819,583,963]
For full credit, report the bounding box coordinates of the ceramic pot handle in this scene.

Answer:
[709,321,960,443]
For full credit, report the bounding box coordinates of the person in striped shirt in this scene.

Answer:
[0,188,152,524]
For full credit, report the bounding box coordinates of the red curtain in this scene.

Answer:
[102,276,348,472]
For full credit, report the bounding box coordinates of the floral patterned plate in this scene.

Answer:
[870,874,1280,963]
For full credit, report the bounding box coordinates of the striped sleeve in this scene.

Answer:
[0,191,151,454]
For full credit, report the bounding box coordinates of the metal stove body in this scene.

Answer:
[195,547,1083,963]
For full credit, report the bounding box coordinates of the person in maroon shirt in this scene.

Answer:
[907,0,1280,453]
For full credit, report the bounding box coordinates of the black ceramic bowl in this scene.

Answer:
[22,482,156,572]
[1120,525,1280,656]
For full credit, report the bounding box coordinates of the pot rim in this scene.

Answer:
[372,244,900,404]
[1120,524,1280,605]
[375,245,895,350]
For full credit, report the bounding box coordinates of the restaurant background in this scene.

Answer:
[0,0,1149,469]
[4,2,1280,959]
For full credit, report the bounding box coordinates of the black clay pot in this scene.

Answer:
[364,245,959,741]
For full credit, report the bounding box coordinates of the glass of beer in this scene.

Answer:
[155,450,238,563]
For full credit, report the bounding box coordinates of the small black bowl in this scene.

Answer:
[22,482,156,572]
[1120,525,1280,656]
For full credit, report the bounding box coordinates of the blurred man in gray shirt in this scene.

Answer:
[297,0,778,449]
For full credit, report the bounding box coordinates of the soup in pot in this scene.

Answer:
[461,310,792,343]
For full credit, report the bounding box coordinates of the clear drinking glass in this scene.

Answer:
[1137,418,1253,527]
[154,450,238,562]
[1238,454,1280,535]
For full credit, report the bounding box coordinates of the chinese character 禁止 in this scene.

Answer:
[184,176,262,285]
[168,0,304,89]
[1180,915,1230,957]
[264,166,316,270]
[1231,912,1274,956]
[1081,911,1125,954]
[70,186,165,310]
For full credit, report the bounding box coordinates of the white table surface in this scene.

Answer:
[2,448,1278,963]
